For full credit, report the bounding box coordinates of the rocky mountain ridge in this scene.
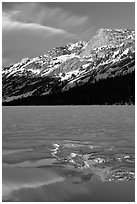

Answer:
[2,28,135,105]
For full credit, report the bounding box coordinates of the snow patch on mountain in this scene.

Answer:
[2,28,135,103]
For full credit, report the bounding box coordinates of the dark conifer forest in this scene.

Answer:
[3,71,135,106]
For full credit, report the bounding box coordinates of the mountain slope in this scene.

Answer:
[2,28,135,105]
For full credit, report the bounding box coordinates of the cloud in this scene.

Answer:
[3,3,90,36]
[2,2,92,67]
[2,12,70,35]
[2,26,76,67]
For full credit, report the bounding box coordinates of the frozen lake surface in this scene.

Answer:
[2,106,135,201]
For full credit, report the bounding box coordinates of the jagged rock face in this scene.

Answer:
[2,28,135,104]
[81,28,135,56]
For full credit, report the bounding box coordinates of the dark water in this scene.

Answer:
[2,106,135,202]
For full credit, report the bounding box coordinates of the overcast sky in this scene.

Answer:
[2,2,135,67]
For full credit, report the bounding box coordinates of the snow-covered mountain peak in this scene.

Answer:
[67,41,87,51]
[81,28,135,57]
[2,28,135,104]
